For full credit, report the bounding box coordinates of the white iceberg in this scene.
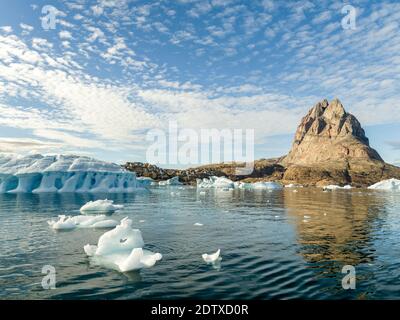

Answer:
[323,185,352,190]
[202,249,221,263]
[158,176,182,186]
[197,176,283,190]
[84,217,162,272]
[197,176,235,189]
[80,199,123,213]
[0,153,139,193]
[368,178,400,191]
[251,181,283,190]
[48,214,119,230]
[285,183,303,188]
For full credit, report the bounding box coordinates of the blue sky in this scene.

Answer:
[0,0,399,167]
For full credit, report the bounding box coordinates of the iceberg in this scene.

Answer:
[48,214,119,230]
[285,183,303,188]
[202,249,221,263]
[158,176,182,186]
[323,185,352,190]
[251,181,283,190]
[80,199,123,213]
[197,176,235,189]
[197,176,283,190]
[84,217,162,272]
[0,154,138,193]
[368,178,400,191]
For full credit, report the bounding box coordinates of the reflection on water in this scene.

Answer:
[0,187,400,299]
[284,189,383,265]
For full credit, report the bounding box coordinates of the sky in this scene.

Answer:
[0,0,399,167]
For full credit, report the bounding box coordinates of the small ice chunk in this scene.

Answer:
[194,223,203,226]
[48,214,118,230]
[80,199,123,213]
[323,185,352,190]
[202,249,221,263]
[368,178,400,191]
[47,215,76,230]
[159,176,182,186]
[83,217,162,272]
[197,176,234,189]
[285,183,303,188]
[251,181,283,190]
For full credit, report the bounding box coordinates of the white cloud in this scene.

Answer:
[0,26,13,33]
[59,30,73,40]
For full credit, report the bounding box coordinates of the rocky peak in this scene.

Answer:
[282,99,383,166]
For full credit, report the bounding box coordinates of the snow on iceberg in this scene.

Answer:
[158,176,182,186]
[368,178,400,191]
[0,153,138,193]
[80,199,123,213]
[84,217,162,272]
[48,214,119,230]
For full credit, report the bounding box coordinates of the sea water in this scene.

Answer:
[1,187,400,299]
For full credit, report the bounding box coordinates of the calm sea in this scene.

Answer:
[1,187,400,299]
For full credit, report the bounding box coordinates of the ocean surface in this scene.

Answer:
[1,186,400,300]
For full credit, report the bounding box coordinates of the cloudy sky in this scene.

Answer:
[0,0,399,167]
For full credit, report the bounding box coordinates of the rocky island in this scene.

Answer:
[124,99,400,187]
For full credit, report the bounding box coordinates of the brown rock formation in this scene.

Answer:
[280,98,400,186]
[124,98,400,187]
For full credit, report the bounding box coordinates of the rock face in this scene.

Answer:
[281,98,382,166]
[125,98,400,187]
[280,99,400,186]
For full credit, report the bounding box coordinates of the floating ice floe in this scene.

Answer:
[251,181,283,190]
[158,176,182,186]
[197,177,234,189]
[197,176,283,190]
[368,178,400,191]
[285,183,303,188]
[202,249,221,264]
[48,215,119,230]
[0,154,139,193]
[194,222,204,226]
[84,217,162,272]
[323,185,352,190]
[80,199,123,213]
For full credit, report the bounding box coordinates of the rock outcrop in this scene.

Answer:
[280,98,400,186]
[125,98,400,187]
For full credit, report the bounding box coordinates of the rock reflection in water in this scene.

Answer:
[284,189,384,266]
